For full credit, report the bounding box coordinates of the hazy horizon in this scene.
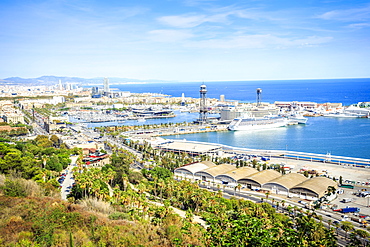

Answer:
[2,75,370,85]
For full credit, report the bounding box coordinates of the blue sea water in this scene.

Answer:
[166,116,370,159]
[97,78,370,159]
[114,78,370,105]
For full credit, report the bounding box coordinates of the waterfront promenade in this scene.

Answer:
[151,138,370,185]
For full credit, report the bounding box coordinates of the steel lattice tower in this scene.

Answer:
[256,88,262,106]
[199,84,208,124]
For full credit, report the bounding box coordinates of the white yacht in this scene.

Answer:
[228,115,288,131]
[288,112,308,124]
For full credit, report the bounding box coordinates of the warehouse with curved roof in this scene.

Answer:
[215,167,258,186]
[174,161,216,179]
[262,173,308,195]
[194,163,236,182]
[237,169,282,189]
[289,176,338,200]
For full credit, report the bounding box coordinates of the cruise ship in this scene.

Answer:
[228,115,289,131]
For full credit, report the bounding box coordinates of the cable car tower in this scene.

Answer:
[256,88,262,107]
[199,84,208,124]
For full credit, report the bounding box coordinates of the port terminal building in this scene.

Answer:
[158,141,223,156]
[174,161,338,201]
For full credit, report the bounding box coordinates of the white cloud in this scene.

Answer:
[158,14,209,28]
[157,6,294,28]
[347,22,370,29]
[157,6,264,28]
[318,5,370,21]
[148,29,194,42]
[186,34,332,49]
[183,0,217,7]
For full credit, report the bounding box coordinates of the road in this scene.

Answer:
[60,155,78,200]
[197,183,360,246]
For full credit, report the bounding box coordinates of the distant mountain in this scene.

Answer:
[1,76,174,85]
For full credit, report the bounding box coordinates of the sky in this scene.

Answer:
[1,0,370,82]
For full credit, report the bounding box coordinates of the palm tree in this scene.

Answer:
[333,221,340,236]
[265,191,270,200]
[351,229,370,246]
[341,221,354,240]
[236,183,242,195]
[122,174,129,191]
[328,219,332,229]
[157,178,165,202]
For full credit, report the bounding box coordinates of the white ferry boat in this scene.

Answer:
[228,115,288,131]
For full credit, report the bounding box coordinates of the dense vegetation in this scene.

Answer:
[0,135,78,180]
[1,135,369,246]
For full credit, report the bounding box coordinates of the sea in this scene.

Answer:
[86,78,370,159]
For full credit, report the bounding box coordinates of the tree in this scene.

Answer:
[265,191,270,200]
[349,229,369,247]
[45,155,63,172]
[50,135,60,147]
[34,135,52,148]
[146,167,172,180]
[341,221,354,240]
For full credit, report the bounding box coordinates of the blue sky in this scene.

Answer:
[1,0,370,81]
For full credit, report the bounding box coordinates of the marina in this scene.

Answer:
[66,107,176,123]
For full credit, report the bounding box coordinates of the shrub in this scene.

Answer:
[78,198,115,215]
[0,176,44,198]
[1,179,27,197]
[108,212,130,220]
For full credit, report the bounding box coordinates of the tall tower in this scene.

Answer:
[256,88,262,107]
[199,84,208,124]
[181,93,185,106]
[58,80,63,90]
[103,77,110,93]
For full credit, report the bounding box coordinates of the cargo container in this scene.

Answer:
[341,207,360,213]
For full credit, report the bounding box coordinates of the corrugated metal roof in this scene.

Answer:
[216,167,259,181]
[195,163,236,177]
[174,161,217,175]
[263,173,308,189]
[290,176,338,197]
[238,169,282,186]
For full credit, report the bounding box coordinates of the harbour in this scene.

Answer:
[61,79,370,160]
[163,116,370,159]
